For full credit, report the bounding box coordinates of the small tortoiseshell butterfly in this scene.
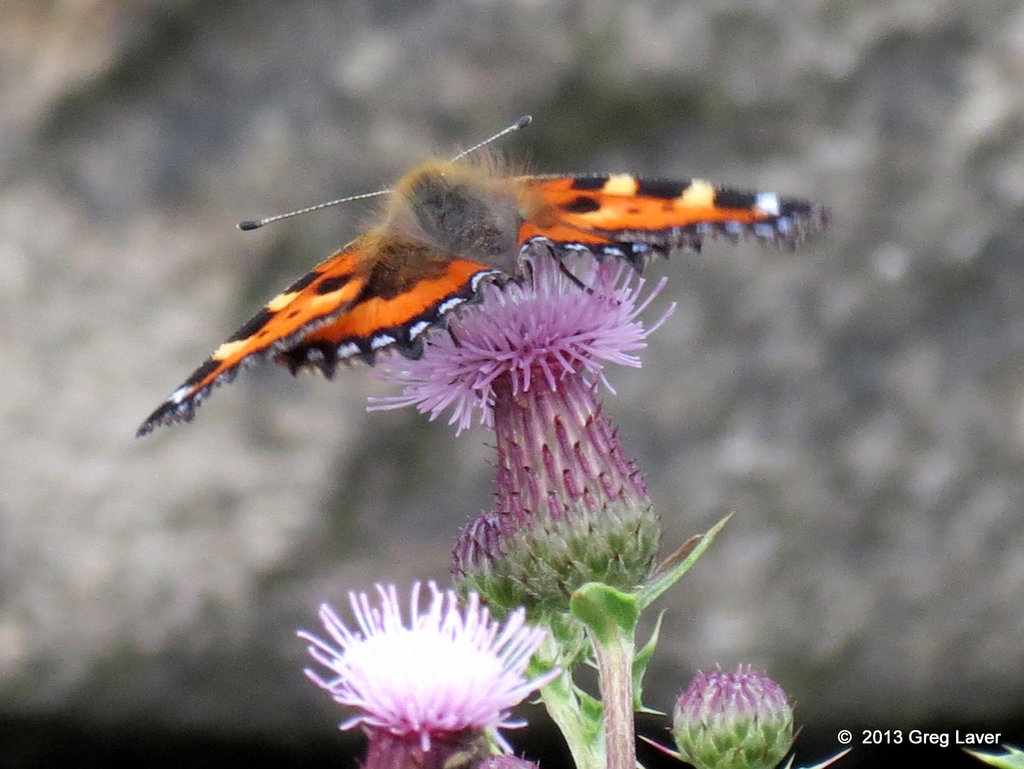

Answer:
[137,122,827,437]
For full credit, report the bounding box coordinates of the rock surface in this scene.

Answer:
[2,0,1023,744]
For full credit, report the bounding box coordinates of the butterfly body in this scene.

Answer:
[137,157,826,437]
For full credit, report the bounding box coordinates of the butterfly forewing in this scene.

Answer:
[518,175,827,267]
[136,241,375,436]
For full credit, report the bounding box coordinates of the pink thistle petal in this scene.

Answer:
[370,253,674,433]
[298,581,560,750]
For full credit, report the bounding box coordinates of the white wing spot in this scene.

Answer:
[370,334,397,350]
[755,192,780,217]
[437,296,465,315]
[408,320,431,339]
[336,342,361,359]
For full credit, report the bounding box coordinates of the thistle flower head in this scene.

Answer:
[372,252,673,433]
[377,252,674,617]
[375,253,671,617]
[299,581,559,757]
[672,666,795,769]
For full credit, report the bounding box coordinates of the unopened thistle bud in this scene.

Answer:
[672,666,795,769]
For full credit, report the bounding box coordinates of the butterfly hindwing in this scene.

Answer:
[518,175,827,268]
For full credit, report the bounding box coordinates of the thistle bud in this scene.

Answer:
[476,757,541,769]
[672,666,794,769]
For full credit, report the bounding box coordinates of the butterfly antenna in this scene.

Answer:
[449,114,532,162]
[237,115,532,231]
[237,188,391,231]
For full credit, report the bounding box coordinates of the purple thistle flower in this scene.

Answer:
[377,252,672,616]
[672,666,795,769]
[371,252,673,433]
[299,581,559,760]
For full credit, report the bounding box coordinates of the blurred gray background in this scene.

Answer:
[2,0,1023,762]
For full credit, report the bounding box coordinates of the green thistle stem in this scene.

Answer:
[570,583,643,769]
[593,627,637,769]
